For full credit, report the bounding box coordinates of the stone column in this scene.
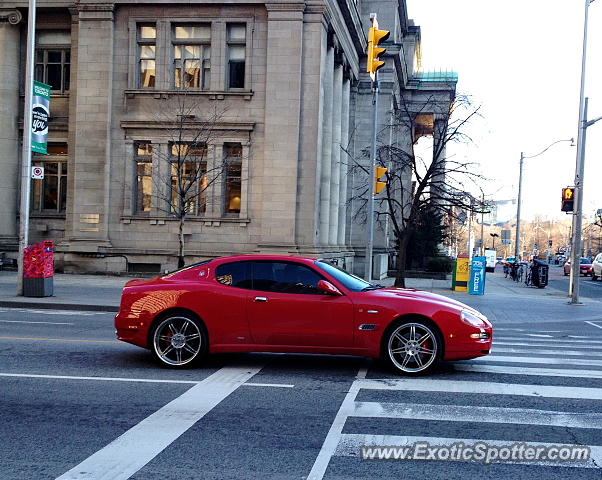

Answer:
[260,2,304,248]
[432,117,447,204]
[328,57,343,245]
[0,10,22,242]
[68,4,115,248]
[337,75,351,245]
[318,40,334,245]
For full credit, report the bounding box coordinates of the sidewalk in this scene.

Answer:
[1,270,600,325]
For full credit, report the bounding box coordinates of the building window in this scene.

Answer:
[134,142,153,214]
[170,143,208,215]
[223,143,242,216]
[35,49,70,92]
[173,24,211,89]
[32,143,68,213]
[137,24,156,88]
[226,24,246,89]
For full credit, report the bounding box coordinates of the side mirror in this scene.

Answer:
[317,280,343,296]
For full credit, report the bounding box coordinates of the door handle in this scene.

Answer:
[254,296,268,302]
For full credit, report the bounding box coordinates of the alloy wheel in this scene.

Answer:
[152,315,203,367]
[387,322,439,374]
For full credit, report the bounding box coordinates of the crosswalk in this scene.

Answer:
[308,329,602,479]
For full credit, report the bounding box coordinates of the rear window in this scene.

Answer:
[215,261,253,288]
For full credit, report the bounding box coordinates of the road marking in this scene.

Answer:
[525,334,553,338]
[585,321,602,330]
[494,340,602,349]
[355,378,602,400]
[481,355,602,368]
[335,434,602,468]
[0,372,293,388]
[453,363,602,379]
[307,366,363,480]
[0,336,120,344]
[0,320,74,325]
[0,308,106,316]
[351,401,602,429]
[55,365,264,480]
[492,347,602,357]
[495,336,602,345]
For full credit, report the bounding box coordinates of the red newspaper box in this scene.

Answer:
[23,240,54,297]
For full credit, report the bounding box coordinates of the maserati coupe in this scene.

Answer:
[115,255,492,375]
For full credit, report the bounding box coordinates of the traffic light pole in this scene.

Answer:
[364,77,379,282]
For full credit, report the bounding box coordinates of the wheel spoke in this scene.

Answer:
[175,347,182,363]
[159,335,171,342]
[410,325,416,341]
[162,345,174,358]
[185,333,200,341]
[418,346,435,355]
[168,323,178,335]
[416,333,431,344]
[415,353,424,368]
[401,354,411,369]
[394,333,409,347]
[183,344,197,355]
[180,321,190,335]
[390,347,405,355]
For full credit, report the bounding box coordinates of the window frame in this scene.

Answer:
[226,23,247,90]
[34,48,70,93]
[169,142,209,216]
[31,144,69,214]
[136,23,157,89]
[222,142,242,217]
[171,23,211,90]
[133,141,153,215]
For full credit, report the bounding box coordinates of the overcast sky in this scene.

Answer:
[406,0,601,221]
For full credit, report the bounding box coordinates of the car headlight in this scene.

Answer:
[461,309,488,328]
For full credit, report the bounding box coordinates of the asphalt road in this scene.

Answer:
[545,264,602,300]
[1,301,602,480]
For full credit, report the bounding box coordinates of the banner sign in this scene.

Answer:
[31,81,51,155]
[469,256,486,295]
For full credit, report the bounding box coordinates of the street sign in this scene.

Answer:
[31,81,51,155]
[501,229,511,245]
[31,166,44,179]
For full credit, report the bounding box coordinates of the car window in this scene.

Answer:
[315,260,372,292]
[215,261,253,289]
[580,258,590,264]
[252,261,325,294]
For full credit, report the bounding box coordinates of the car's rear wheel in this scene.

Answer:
[384,320,442,375]
[151,313,207,368]
[592,271,598,281]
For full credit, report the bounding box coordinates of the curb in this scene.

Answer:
[0,301,119,313]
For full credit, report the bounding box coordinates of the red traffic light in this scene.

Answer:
[561,187,574,212]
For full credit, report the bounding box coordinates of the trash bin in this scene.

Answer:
[532,259,549,289]
[23,240,54,297]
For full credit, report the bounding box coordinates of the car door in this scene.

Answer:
[246,260,354,347]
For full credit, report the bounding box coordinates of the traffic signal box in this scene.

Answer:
[374,166,387,194]
[23,240,54,297]
[561,187,574,212]
[366,26,390,79]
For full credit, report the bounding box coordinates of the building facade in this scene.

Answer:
[0,0,455,275]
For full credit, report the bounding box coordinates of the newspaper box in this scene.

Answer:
[23,240,54,297]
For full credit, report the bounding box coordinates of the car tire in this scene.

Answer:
[564,270,569,276]
[151,313,208,368]
[593,272,599,281]
[382,319,442,376]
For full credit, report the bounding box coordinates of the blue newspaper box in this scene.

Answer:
[469,256,486,295]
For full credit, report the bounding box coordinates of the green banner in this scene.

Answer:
[31,81,51,155]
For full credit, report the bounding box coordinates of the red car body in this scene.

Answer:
[115,255,492,373]
[563,258,592,276]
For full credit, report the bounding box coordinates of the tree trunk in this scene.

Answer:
[394,233,410,287]
[178,216,185,268]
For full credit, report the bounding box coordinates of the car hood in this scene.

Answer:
[366,287,476,313]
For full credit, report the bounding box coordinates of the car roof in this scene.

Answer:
[211,254,319,264]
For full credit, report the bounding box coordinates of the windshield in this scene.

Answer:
[315,261,380,292]
[580,258,591,264]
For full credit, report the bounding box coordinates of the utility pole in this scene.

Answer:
[569,0,602,304]
[17,0,37,296]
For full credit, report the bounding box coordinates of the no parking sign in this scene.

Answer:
[31,166,44,179]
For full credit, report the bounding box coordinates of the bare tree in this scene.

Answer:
[143,94,236,267]
[349,94,489,287]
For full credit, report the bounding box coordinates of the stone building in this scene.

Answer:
[0,0,455,275]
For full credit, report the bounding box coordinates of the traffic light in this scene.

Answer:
[561,187,574,212]
[366,25,390,80]
[374,166,387,194]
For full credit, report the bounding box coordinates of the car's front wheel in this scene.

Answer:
[151,313,207,368]
[383,320,442,375]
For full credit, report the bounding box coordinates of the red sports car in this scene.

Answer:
[115,255,492,375]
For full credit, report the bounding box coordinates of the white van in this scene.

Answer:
[485,249,497,273]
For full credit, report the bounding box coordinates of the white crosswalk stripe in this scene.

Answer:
[308,333,602,479]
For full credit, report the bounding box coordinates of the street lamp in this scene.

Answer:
[514,138,574,262]
[490,233,499,249]
[569,0,602,305]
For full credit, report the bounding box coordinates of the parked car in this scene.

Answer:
[563,257,593,276]
[592,253,602,281]
[115,255,492,375]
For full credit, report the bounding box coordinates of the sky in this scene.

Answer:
[406,0,602,222]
